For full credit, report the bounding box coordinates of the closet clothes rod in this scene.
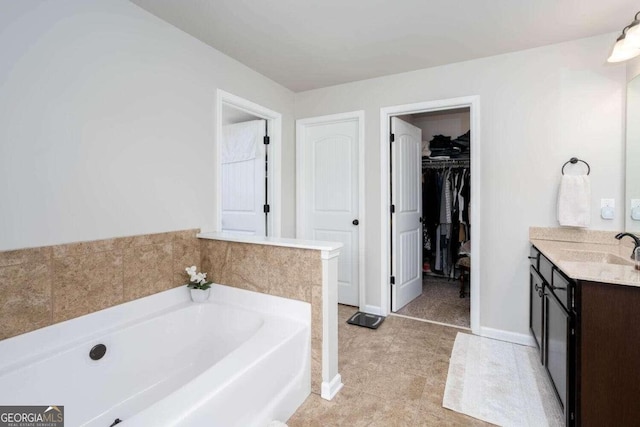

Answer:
[422,158,470,169]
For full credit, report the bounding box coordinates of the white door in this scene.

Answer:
[221,119,266,235]
[297,116,360,306]
[391,117,423,311]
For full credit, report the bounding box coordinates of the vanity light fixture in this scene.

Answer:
[626,12,640,47]
[608,11,640,63]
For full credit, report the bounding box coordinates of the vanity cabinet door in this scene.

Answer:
[529,266,544,360]
[578,281,640,426]
[545,289,574,425]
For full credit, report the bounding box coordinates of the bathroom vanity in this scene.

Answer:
[529,235,640,427]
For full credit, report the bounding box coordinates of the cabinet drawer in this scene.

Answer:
[552,269,575,312]
[529,246,540,269]
[539,254,554,284]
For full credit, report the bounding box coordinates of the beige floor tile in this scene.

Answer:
[291,308,491,426]
[365,367,427,403]
[288,386,385,427]
[397,276,470,328]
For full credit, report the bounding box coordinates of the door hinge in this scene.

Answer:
[571,327,575,336]
[263,204,270,213]
[390,276,395,285]
[390,204,395,214]
[571,293,575,309]
[263,135,270,145]
[390,133,395,142]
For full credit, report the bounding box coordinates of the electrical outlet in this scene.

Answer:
[601,199,615,220]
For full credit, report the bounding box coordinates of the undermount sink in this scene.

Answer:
[557,250,634,266]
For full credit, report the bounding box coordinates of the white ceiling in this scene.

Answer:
[130,0,637,92]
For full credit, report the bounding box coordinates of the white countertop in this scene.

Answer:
[197,231,343,252]
[531,239,640,287]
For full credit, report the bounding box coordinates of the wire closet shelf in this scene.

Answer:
[422,157,470,169]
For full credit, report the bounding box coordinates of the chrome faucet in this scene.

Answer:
[615,232,640,259]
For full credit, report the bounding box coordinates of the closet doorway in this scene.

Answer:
[380,97,480,334]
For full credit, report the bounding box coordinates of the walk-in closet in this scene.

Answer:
[394,108,472,328]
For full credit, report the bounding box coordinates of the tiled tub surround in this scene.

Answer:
[529,227,640,286]
[1,228,343,401]
[0,229,200,340]
[198,232,343,400]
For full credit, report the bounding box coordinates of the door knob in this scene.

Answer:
[352,219,359,226]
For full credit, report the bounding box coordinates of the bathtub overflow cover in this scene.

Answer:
[89,344,107,361]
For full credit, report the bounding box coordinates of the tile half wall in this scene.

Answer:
[200,239,324,394]
[0,230,328,396]
[0,229,200,340]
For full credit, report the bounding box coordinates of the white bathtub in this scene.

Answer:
[0,284,311,426]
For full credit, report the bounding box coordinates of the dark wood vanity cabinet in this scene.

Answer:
[530,246,575,426]
[529,245,640,427]
[577,281,640,426]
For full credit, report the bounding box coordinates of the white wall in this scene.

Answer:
[627,56,640,82]
[295,34,627,338]
[411,110,470,143]
[0,0,295,251]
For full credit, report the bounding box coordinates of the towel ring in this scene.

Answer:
[561,157,590,176]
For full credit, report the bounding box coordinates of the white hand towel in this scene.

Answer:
[557,175,591,227]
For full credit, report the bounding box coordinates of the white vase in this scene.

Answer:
[190,288,211,303]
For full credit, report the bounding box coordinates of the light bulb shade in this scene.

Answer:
[607,36,640,63]
[626,21,640,49]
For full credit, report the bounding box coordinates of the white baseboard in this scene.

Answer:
[478,327,536,347]
[321,374,343,401]
[360,304,382,316]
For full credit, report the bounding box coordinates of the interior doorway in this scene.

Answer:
[394,109,471,328]
[380,97,480,335]
[215,90,282,237]
[220,106,267,235]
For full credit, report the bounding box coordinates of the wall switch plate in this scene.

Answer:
[601,199,615,209]
[601,199,615,220]
[632,199,640,221]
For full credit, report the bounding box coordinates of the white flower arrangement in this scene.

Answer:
[185,266,212,290]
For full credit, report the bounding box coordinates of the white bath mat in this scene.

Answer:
[443,333,564,427]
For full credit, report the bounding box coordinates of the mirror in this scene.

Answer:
[627,75,640,232]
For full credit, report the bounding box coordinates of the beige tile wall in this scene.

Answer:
[0,229,200,340]
[1,232,325,395]
[200,239,324,394]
